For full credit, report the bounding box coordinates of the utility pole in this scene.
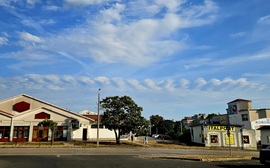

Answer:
[97,88,101,148]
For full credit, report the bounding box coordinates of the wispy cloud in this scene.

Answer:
[230,31,246,38]
[2,0,219,68]
[0,74,265,92]
[19,32,44,43]
[257,15,270,25]
[0,36,8,45]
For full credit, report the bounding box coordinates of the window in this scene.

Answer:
[210,135,218,143]
[0,126,10,139]
[241,114,249,121]
[243,135,250,144]
[13,126,29,139]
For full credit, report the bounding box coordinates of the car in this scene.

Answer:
[260,145,270,165]
[151,134,160,139]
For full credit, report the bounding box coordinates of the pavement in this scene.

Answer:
[0,140,260,162]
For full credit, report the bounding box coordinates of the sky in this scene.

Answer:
[0,0,270,120]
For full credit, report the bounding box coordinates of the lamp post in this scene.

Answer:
[97,88,101,148]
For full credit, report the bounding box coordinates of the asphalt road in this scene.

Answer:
[0,155,265,168]
[0,147,259,157]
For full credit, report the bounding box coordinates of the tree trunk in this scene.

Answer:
[51,130,54,146]
[114,129,120,144]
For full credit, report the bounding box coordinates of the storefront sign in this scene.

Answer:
[225,134,235,145]
[208,126,235,132]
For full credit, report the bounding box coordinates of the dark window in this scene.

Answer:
[0,126,10,139]
[243,135,250,144]
[210,135,218,143]
[241,114,249,121]
[13,126,29,139]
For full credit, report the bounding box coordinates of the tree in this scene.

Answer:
[150,115,164,134]
[135,118,150,136]
[38,119,58,145]
[159,119,174,135]
[101,95,144,144]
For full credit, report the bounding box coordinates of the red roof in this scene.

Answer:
[83,115,101,121]
[0,110,14,117]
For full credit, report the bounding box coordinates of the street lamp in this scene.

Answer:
[97,88,101,148]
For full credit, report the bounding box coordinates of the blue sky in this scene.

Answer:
[1,0,270,120]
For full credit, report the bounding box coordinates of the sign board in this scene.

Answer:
[208,126,235,132]
[225,134,235,145]
[227,104,238,115]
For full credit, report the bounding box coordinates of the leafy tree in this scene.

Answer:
[150,115,164,134]
[135,118,150,136]
[101,95,144,144]
[38,119,58,145]
[159,119,174,135]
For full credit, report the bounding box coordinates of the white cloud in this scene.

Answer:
[64,0,110,6]
[26,0,40,5]
[0,74,268,119]
[43,5,60,11]
[100,3,125,22]
[127,79,146,90]
[94,76,111,85]
[19,32,44,43]
[179,79,190,89]
[195,77,207,88]
[10,0,218,67]
[0,37,8,45]
[144,79,161,90]
[39,19,56,25]
[1,74,264,93]
[230,31,246,38]
[257,15,270,25]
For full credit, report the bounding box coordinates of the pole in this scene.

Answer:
[226,113,232,156]
[97,88,101,148]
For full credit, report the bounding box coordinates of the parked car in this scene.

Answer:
[151,134,161,139]
[260,145,270,165]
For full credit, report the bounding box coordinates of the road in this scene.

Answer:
[0,155,264,168]
[0,147,259,157]
[0,147,262,168]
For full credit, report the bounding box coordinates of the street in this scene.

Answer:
[0,155,265,168]
[0,147,259,157]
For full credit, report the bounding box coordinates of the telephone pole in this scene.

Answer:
[97,88,101,147]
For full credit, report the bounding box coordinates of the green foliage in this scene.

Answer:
[159,120,174,135]
[150,115,164,134]
[38,119,58,144]
[101,95,145,144]
[134,118,150,136]
[38,119,58,131]
[150,115,164,126]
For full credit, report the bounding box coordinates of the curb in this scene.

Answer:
[141,155,256,162]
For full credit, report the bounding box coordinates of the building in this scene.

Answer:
[79,110,116,141]
[227,99,270,147]
[0,94,96,142]
[189,98,270,150]
[190,124,257,150]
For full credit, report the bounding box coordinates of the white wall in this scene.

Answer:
[261,129,270,146]
[191,126,204,144]
[90,126,115,140]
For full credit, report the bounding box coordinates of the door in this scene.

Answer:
[82,129,87,141]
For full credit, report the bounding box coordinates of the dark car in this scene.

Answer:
[260,145,270,165]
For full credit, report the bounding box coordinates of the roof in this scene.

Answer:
[83,115,101,122]
[1,94,94,122]
[227,99,251,104]
[0,110,14,117]
[257,126,270,130]
[190,123,244,127]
